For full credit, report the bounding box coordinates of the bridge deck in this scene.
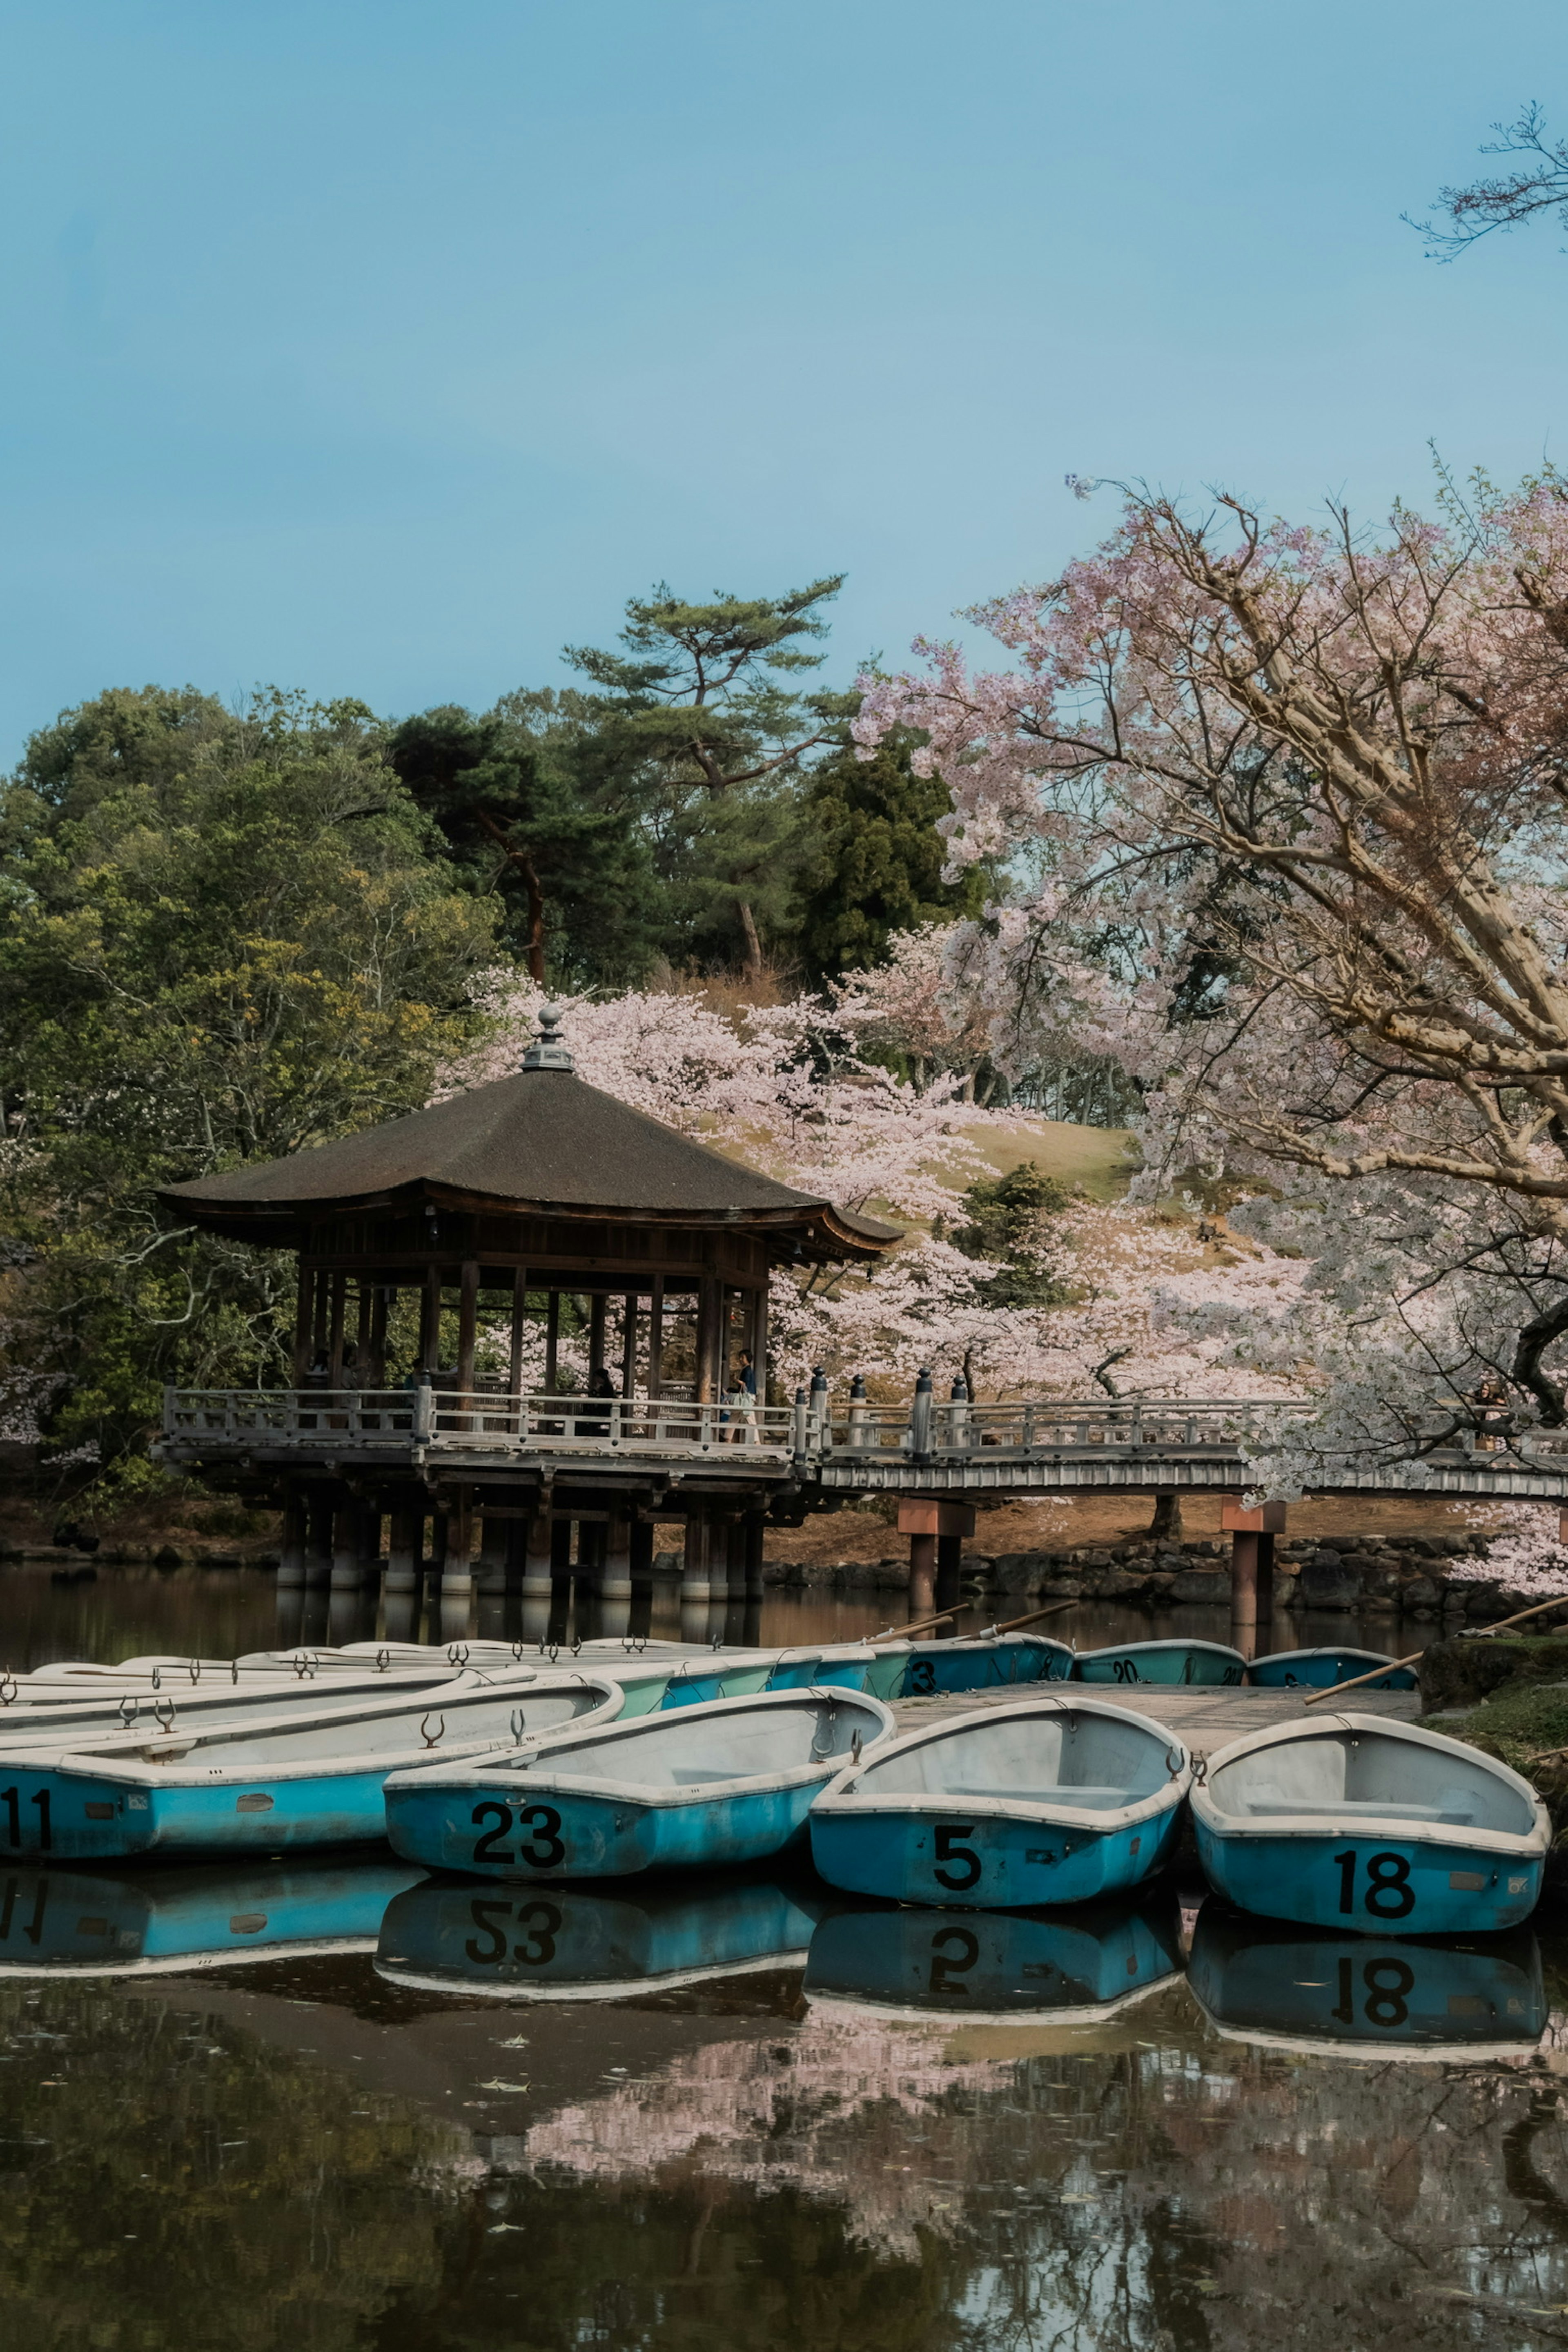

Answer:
[887,1683,1422,1760]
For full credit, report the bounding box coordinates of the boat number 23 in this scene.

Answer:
[470,1801,565,1868]
[1334,1847,1414,1918]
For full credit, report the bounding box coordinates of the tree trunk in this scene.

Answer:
[736,897,764,983]
[472,808,548,983]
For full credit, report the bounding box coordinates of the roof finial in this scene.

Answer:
[522,1001,575,1073]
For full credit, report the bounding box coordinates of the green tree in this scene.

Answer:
[791,729,987,980]
[0,686,496,1493]
[949,1160,1070,1307]
[563,577,854,976]
[387,700,656,987]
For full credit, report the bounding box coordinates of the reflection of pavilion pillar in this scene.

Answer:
[277,1496,306,1591]
[477,1512,508,1597]
[330,1505,359,1593]
[357,1503,382,1589]
[629,1517,654,1593]
[599,1510,633,1636]
[899,1500,973,1624]
[744,1513,766,1601]
[682,1509,712,1604]
[305,1495,333,1590]
[441,1495,474,1598]
[385,1508,422,1596]
[1223,1497,1284,1659]
[521,1511,554,1600]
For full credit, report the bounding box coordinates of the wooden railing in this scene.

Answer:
[161,1384,1568,1476]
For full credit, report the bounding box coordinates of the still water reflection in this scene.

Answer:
[3,1571,1567,2350]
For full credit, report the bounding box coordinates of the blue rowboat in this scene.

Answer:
[0,1853,423,1976]
[658,1652,773,1709]
[383,1688,896,1880]
[0,1671,621,1861]
[1247,1647,1418,1691]
[763,1645,877,1693]
[886,1634,1074,1700]
[1188,1906,1546,2058]
[1073,1638,1245,1688]
[802,1894,1182,2022]
[808,1695,1190,1910]
[375,1871,825,1998]
[0,1662,507,1745]
[1192,1713,1550,1934]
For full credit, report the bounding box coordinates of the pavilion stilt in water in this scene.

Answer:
[599,1511,633,1637]
[277,1497,306,1593]
[907,1531,936,1620]
[275,1582,305,1651]
[744,1513,765,1603]
[521,1512,553,1605]
[681,1509,712,1606]
[357,1503,383,1590]
[385,1508,421,1597]
[330,1506,359,1595]
[442,1497,474,1601]
[899,1500,973,1629]
[305,1496,333,1591]
[383,1586,416,1643]
[476,1512,508,1599]
[935,1532,964,1617]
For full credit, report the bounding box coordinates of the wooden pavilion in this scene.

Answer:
[159,1007,897,1627]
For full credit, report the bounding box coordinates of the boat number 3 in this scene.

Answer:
[929,1925,980,1999]
[1334,1847,1414,1918]
[1332,1956,1414,2028]
[463,1898,564,1967]
[1110,1660,1141,1684]
[470,1800,566,1869]
[908,1662,938,1694]
[933,1822,982,1891]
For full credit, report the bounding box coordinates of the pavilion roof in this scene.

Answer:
[158,1064,900,1261]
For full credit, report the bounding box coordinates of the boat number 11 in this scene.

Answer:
[1334,1847,1414,1918]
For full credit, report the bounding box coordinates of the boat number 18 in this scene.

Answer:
[470,1801,565,1868]
[1334,1847,1414,1918]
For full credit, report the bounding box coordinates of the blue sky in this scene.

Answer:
[2,0,1566,764]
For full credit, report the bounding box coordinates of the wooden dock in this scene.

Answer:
[888,1682,1421,1761]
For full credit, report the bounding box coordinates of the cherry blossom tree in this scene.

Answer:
[856,473,1568,1488]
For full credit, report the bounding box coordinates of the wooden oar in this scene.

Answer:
[1303,1589,1568,1708]
[868,1607,961,1646]
[978,1599,1081,1636]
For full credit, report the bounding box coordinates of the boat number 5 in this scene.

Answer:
[1334,1847,1414,1918]
[933,1822,982,1891]
[470,1801,566,1869]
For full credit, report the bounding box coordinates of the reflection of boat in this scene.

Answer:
[0,1854,422,1976]
[376,1872,824,1998]
[809,1695,1189,1908]
[879,1636,1073,1701]
[385,1688,895,1878]
[1248,1648,1417,1691]
[1074,1639,1245,1687]
[803,1894,1183,2022]
[0,1672,620,1859]
[1188,1906,1547,2058]
[1193,1714,1550,1933]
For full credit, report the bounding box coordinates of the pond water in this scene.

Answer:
[1,1570,1564,2352]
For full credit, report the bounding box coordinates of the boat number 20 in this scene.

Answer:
[1334,1847,1414,1918]
[470,1801,565,1868]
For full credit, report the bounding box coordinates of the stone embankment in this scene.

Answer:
[762,1529,1502,1619]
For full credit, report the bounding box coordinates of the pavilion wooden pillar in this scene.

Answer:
[457,1260,479,1394]
[588,1294,607,1381]
[1223,1497,1284,1659]
[312,1272,330,1367]
[751,1281,769,1405]
[648,1277,665,1400]
[621,1293,639,1397]
[508,1270,528,1403]
[327,1274,347,1384]
[293,1270,314,1383]
[544,1292,560,1392]
[353,1281,372,1379]
[420,1265,442,1372]
[694,1273,723,1405]
[367,1285,388,1386]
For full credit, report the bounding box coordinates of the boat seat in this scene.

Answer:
[1243,1798,1476,1822]
[943,1783,1141,1809]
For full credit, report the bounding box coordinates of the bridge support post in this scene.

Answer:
[899,1500,973,1624]
[441,1496,474,1599]
[521,1512,554,1601]
[743,1513,765,1601]
[1222,1498,1284,1658]
[681,1509,712,1604]
[385,1508,421,1596]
